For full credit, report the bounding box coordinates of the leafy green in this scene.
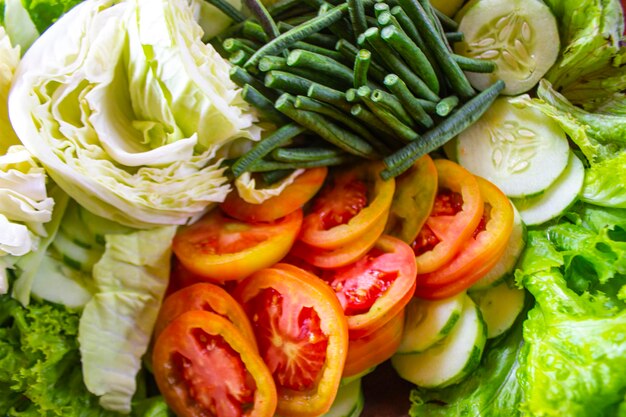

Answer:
[0,0,83,34]
[514,205,626,416]
[8,0,259,228]
[408,315,525,417]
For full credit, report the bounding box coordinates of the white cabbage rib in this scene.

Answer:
[8,0,260,228]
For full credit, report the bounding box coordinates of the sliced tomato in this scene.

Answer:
[155,283,256,349]
[385,155,438,244]
[298,162,395,250]
[317,234,416,338]
[414,176,514,299]
[152,310,277,417]
[342,309,405,377]
[221,167,328,222]
[289,211,387,269]
[411,159,483,274]
[233,264,348,417]
[172,208,302,283]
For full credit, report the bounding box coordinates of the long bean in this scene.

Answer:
[271,146,346,162]
[244,3,349,69]
[287,49,354,87]
[242,84,290,125]
[243,0,281,39]
[381,80,505,179]
[307,83,353,112]
[357,87,418,142]
[348,0,368,36]
[335,39,387,82]
[229,66,276,99]
[249,155,356,172]
[276,94,378,158]
[278,21,338,49]
[398,0,474,98]
[231,123,307,177]
[370,89,414,126]
[383,74,435,126]
[354,49,371,88]
[203,0,246,22]
[453,54,497,73]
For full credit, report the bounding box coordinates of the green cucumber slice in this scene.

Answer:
[30,254,94,309]
[323,378,364,417]
[60,200,101,249]
[469,277,526,339]
[457,97,570,198]
[79,206,134,245]
[470,204,526,291]
[396,293,465,354]
[391,295,487,388]
[454,0,559,95]
[513,152,585,226]
[50,230,104,272]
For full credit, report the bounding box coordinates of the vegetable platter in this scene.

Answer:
[1,0,626,416]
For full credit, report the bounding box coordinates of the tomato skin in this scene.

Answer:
[221,167,328,222]
[299,162,395,250]
[172,208,302,283]
[155,283,257,348]
[415,176,514,299]
[319,234,417,338]
[385,155,438,244]
[289,211,388,269]
[152,310,277,417]
[412,159,483,274]
[342,309,405,378]
[233,264,349,417]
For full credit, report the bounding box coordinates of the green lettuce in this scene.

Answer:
[514,205,626,416]
[8,0,259,228]
[78,225,176,413]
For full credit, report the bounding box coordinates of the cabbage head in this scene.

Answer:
[8,0,260,228]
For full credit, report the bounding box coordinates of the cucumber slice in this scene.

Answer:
[457,97,570,198]
[454,0,559,95]
[51,230,104,272]
[391,295,487,388]
[30,254,94,309]
[79,206,134,245]
[470,204,526,291]
[396,293,464,354]
[340,366,375,387]
[469,278,525,339]
[60,200,101,249]
[323,378,364,417]
[513,152,585,226]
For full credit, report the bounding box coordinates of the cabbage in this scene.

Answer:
[8,0,260,228]
[0,26,19,154]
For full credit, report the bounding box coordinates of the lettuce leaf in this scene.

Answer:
[0,26,20,154]
[515,206,626,416]
[8,0,260,228]
[78,225,176,413]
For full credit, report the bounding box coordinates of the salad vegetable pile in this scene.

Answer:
[1,0,626,416]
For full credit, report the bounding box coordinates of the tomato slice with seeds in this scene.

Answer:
[152,310,277,417]
[412,159,483,274]
[299,162,395,250]
[289,211,388,269]
[172,208,302,283]
[155,283,257,348]
[233,265,348,417]
[221,167,328,222]
[385,155,438,244]
[318,234,416,338]
[414,176,514,299]
[343,309,405,378]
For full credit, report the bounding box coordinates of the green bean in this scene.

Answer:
[271,146,345,162]
[453,54,497,73]
[292,41,347,62]
[389,6,427,52]
[244,0,281,39]
[345,88,360,103]
[229,66,276,99]
[380,24,439,93]
[383,74,434,127]
[229,50,250,66]
[354,49,371,88]
[275,93,378,158]
[381,80,505,179]
[242,84,290,125]
[203,0,245,22]
[231,123,307,177]
[244,3,349,69]
[294,95,390,152]
[223,38,257,55]
[348,0,368,36]
[265,70,315,95]
[357,86,418,142]
[242,21,269,43]
[267,0,307,17]
[258,55,344,88]
[350,104,397,138]
[249,155,356,172]
[287,49,354,87]
[445,31,464,43]
[277,21,338,49]
[436,95,459,117]
[262,169,294,184]
[434,7,459,31]
[374,2,390,17]
[360,27,440,102]
[335,39,387,82]
[370,89,414,126]
[398,0,474,99]
[307,83,353,112]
